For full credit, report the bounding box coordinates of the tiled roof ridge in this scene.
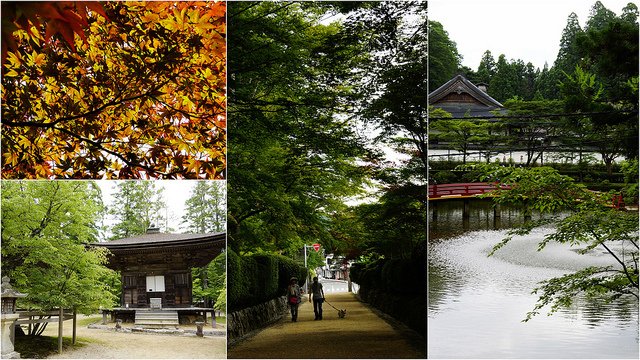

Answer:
[94,231,225,246]
[429,74,504,108]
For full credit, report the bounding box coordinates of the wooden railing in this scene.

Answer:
[428,182,510,199]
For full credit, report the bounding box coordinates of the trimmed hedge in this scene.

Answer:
[351,256,426,336]
[228,249,308,312]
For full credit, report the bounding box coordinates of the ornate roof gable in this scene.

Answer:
[429,74,503,108]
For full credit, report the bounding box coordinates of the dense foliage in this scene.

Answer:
[181,181,227,312]
[2,1,226,179]
[443,1,638,106]
[107,180,166,239]
[182,180,226,233]
[350,256,426,335]
[1,181,117,314]
[227,1,375,256]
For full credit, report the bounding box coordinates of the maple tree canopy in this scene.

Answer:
[1,1,226,179]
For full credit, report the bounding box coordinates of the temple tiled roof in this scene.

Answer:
[93,231,225,251]
[429,74,505,118]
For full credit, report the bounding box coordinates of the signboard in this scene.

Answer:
[312,243,321,252]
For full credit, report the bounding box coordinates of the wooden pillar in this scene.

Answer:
[431,201,438,221]
[72,310,76,345]
[493,205,502,229]
[58,308,63,354]
[211,310,216,329]
[524,199,532,221]
[463,199,470,219]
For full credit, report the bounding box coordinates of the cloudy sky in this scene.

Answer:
[428,0,636,70]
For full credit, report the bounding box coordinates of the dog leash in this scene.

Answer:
[324,299,340,311]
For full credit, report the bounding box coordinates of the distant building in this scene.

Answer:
[428,75,509,164]
[429,74,504,118]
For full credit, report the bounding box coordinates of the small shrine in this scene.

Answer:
[93,228,225,326]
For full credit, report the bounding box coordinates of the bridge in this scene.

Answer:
[429,183,629,221]
[428,182,511,221]
[429,182,510,201]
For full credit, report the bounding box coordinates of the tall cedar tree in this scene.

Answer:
[108,181,166,239]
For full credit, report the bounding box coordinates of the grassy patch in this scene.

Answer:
[76,315,103,327]
[14,335,88,359]
[214,316,227,325]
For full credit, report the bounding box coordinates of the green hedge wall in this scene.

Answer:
[351,256,426,336]
[228,249,308,312]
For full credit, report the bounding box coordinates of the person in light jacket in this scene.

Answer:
[287,277,301,322]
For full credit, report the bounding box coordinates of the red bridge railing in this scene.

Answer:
[428,182,511,199]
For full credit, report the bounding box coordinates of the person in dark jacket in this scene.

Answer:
[309,276,325,320]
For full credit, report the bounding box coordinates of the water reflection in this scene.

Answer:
[429,199,536,239]
[428,200,639,359]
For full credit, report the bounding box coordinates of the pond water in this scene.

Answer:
[428,200,639,359]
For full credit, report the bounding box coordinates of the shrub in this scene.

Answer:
[228,251,308,312]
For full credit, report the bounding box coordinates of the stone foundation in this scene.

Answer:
[228,296,288,344]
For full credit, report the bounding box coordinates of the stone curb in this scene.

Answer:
[87,324,226,337]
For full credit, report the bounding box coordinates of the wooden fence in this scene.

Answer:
[14,308,76,354]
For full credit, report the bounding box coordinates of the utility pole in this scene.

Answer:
[303,244,312,294]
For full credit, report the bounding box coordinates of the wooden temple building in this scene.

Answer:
[93,228,225,326]
[429,74,505,118]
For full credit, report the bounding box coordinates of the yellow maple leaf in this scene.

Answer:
[6,52,21,67]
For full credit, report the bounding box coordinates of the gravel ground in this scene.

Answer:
[40,317,226,359]
[228,292,426,359]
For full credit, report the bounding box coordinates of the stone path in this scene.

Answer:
[228,292,425,359]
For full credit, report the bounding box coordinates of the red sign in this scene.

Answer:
[312,243,321,251]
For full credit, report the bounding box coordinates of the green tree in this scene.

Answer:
[430,118,495,164]
[365,3,428,180]
[554,12,584,79]
[181,181,226,312]
[467,164,638,320]
[182,181,225,233]
[476,50,496,84]
[108,181,166,239]
[191,252,225,311]
[585,1,617,31]
[1,181,117,318]
[535,62,561,100]
[502,99,564,166]
[428,20,461,90]
[576,2,639,111]
[227,1,371,256]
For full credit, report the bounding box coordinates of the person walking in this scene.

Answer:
[287,277,301,322]
[309,276,325,320]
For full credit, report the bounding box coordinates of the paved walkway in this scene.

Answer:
[228,292,425,359]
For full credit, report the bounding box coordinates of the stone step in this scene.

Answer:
[135,311,179,326]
